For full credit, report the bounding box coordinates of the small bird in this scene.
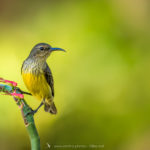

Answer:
[21,43,65,115]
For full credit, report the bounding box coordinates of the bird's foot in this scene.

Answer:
[25,109,38,117]
[25,100,44,117]
[16,88,32,96]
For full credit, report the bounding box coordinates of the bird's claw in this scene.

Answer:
[25,109,37,117]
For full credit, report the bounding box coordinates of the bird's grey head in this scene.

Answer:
[28,43,65,61]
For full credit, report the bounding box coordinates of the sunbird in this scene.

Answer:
[21,43,65,115]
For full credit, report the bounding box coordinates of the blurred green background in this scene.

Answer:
[0,0,150,150]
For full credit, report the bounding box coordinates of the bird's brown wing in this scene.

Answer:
[44,63,54,97]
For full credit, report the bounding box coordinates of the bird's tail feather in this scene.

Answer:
[44,102,57,114]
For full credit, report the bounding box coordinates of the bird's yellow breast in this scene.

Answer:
[22,72,52,101]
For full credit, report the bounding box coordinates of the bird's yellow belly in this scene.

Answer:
[22,73,52,101]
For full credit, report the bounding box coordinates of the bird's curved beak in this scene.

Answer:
[50,47,66,52]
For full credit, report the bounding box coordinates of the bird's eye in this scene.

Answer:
[40,47,44,51]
